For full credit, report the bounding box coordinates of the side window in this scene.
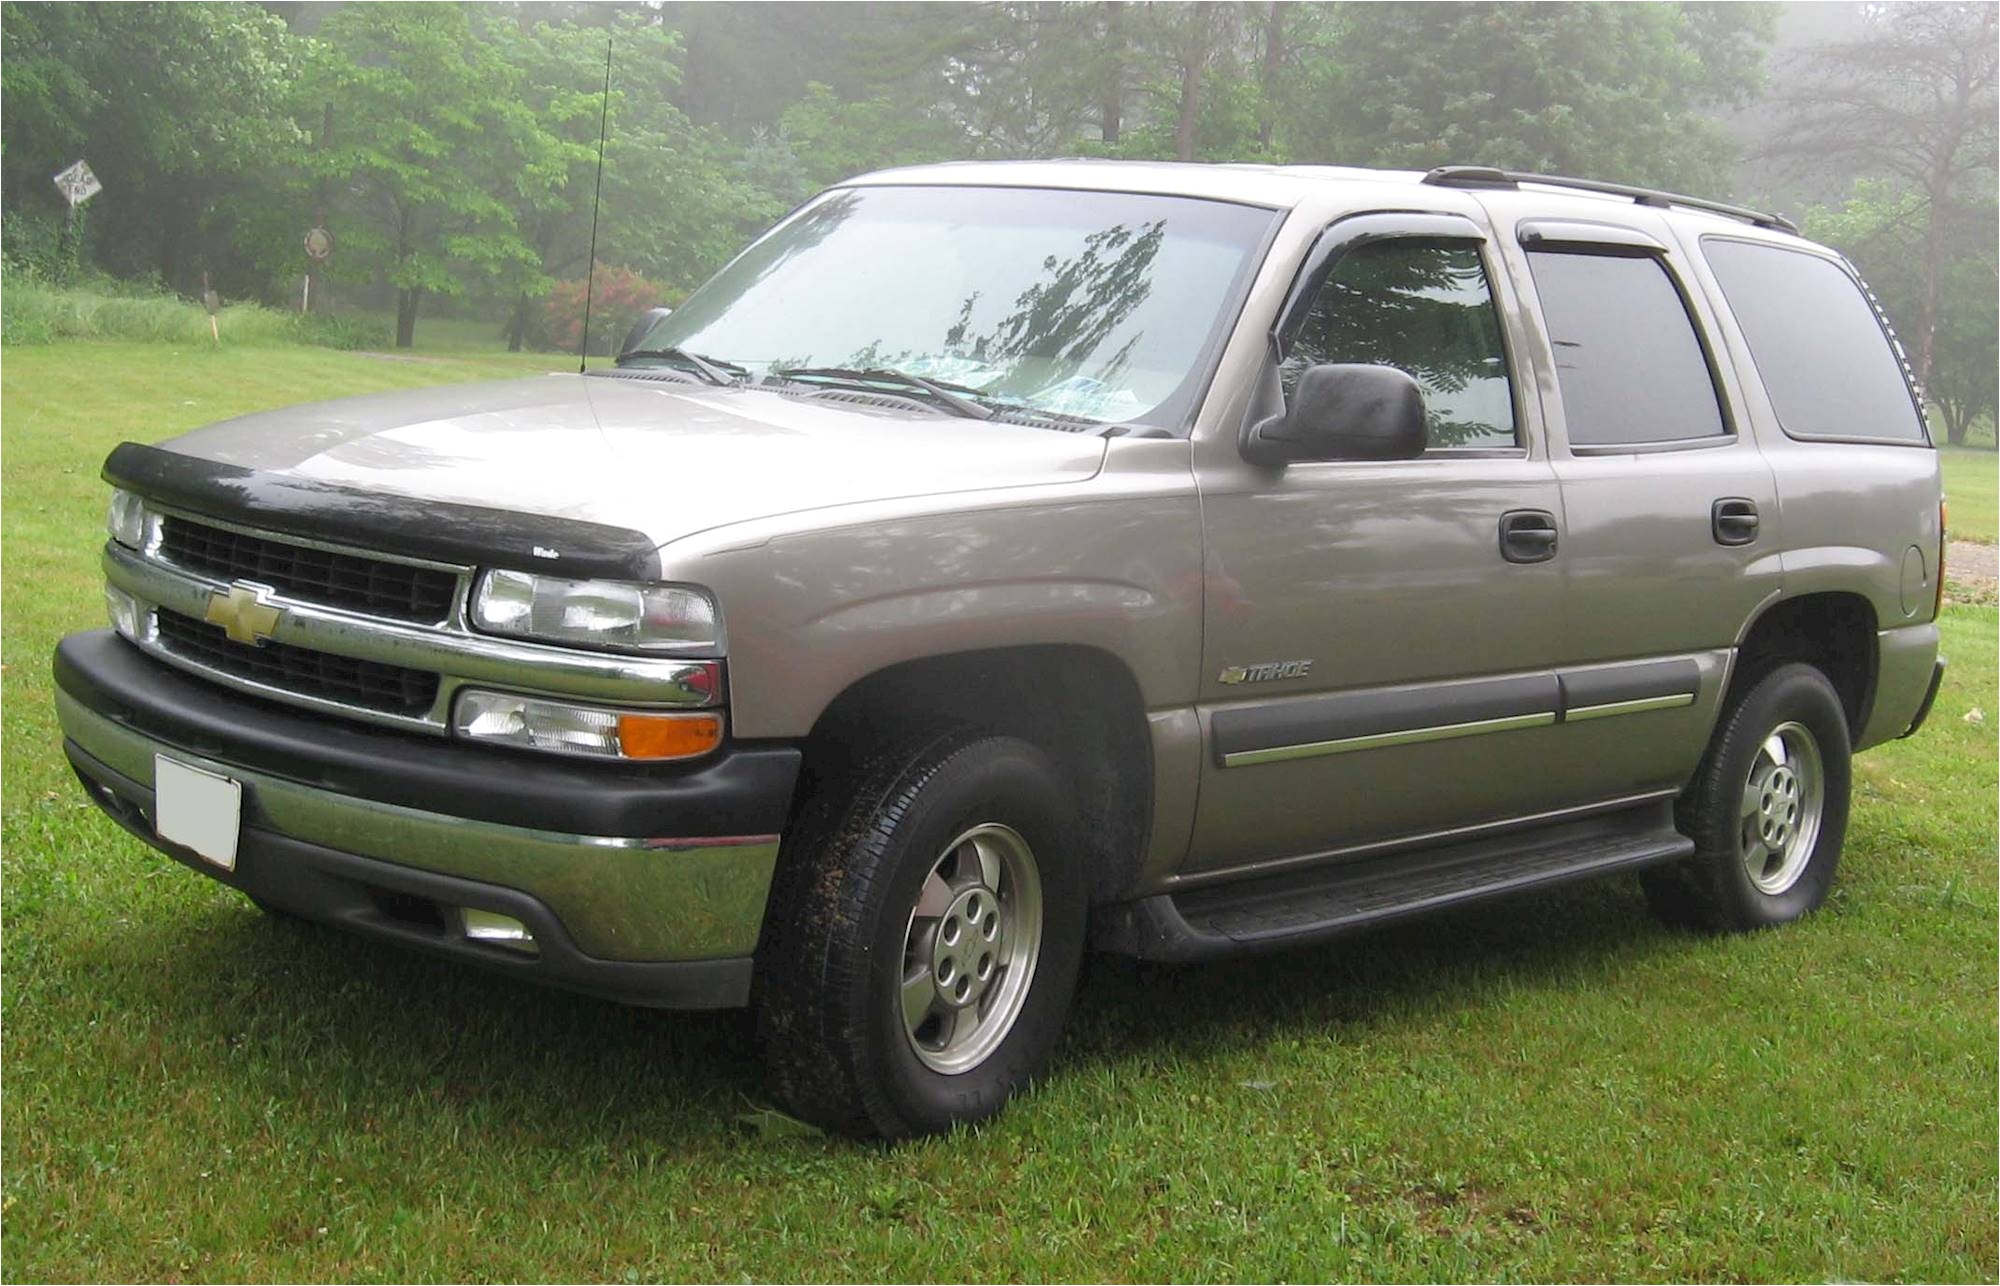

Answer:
[1702,239,1927,443]
[1525,249,1728,447]
[1283,239,1517,449]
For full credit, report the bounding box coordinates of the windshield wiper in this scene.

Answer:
[771,366,996,421]
[616,347,743,386]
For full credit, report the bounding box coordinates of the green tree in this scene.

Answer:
[0,2,299,293]
[749,2,1774,185]
[774,84,964,188]
[655,1,876,130]
[595,31,783,293]
[1928,228,1999,446]
[1074,2,1250,162]
[1290,2,1776,192]
[0,0,1791,339]
[1769,1,1997,391]
[832,3,1113,158]
[478,10,787,349]
[1158,2,1243,162]
[297,4,564,347]
[478,15,619,350]
[750,2,1260,166]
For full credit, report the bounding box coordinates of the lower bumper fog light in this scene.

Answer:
[460,908,538,955]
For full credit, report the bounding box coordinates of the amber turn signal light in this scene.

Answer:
[617,711,724,760]
[1935,497,1948,618]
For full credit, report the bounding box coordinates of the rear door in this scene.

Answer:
[1480,204,1782,801]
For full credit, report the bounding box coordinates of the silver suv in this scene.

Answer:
[54,162,1948,1137]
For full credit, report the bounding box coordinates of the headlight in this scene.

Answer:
[470,569,721,653]
[107,489,148,550]
[454,689,723,761]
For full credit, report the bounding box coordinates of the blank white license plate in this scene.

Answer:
[153,755,242,870]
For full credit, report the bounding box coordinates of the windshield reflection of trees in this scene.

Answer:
[665,198,1180,414]
[822,219,1168,411]
[941,219,1164,400]
[1286,243,1513,447]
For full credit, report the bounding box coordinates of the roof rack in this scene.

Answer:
[1420,165,1799,235]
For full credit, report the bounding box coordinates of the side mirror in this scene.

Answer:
[1242,363,1427,465]
[618,306,674,359]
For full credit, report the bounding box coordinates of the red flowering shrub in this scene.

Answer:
[540,266,679,356]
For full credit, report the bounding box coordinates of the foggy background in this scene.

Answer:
[2,1,1993,442]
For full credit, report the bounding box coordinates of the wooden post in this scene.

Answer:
[203,271,221,347]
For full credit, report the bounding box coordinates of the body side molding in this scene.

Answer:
[1215,657,1705,769]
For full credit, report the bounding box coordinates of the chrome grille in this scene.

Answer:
[106,504,720,736]
[159,515,457,624]
[155,608,440,716]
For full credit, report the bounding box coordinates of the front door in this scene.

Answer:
[1185,212,1571,875]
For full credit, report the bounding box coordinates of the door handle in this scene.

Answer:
[1712,497,1760,546]
[1499,509,1559,563]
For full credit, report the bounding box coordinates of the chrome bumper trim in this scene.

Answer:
[105,543,720,734]
[58,688,777,960]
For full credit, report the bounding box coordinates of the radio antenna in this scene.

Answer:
[577,29,613,374]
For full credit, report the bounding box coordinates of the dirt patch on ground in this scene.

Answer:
[1947,540,1996,607]
[1951,540,1996,580]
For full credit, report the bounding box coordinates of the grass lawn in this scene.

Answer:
[4,343,1995,1281]
[1942,446,1998,545]
[336,310,547,355]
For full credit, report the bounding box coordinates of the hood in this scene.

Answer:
[161,373,1107,550]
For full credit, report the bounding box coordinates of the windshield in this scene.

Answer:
[627,185,1278,429]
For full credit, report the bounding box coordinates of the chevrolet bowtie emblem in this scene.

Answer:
[204,582,283,646]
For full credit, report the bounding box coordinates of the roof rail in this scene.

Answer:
[1420,165,1800,235]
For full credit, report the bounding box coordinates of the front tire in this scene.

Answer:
[754,729,1087,1138]
[1643,662,1852,932]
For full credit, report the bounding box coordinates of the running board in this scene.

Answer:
[1095,802,1693,962]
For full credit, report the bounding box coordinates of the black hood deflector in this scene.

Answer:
[104,442,662,580]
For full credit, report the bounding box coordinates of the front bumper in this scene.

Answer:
[54,630,801,1009]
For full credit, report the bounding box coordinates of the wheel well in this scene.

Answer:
[1735,593,1878,735]
[795,646,1153,904]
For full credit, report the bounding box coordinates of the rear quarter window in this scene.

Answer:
[1701,238,1929,444]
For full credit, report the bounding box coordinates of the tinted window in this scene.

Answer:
[1702,239,1927,443]
[1284,240,1517,448]
[1527,250,1727,446]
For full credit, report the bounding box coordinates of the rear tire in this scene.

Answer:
[1643,662,1852,933]
[753,728,1087,1138]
